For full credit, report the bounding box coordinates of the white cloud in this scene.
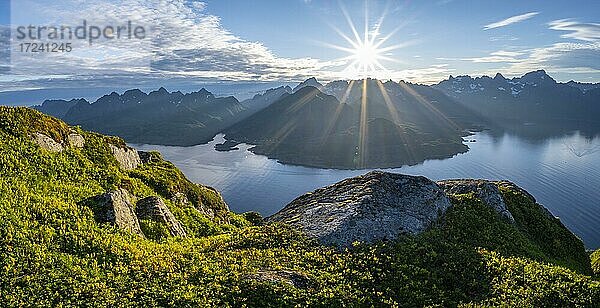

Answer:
[491,42,600,76]
[460,50,525,63]
[484,12,539,30]
[548,19,600,42]
[5,0,338,85]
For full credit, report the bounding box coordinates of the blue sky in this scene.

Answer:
[0,0,599,91]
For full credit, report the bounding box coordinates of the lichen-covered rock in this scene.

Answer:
[268,171,452,246]
[136,196,187,237]
[32,133,63,152]
[437,179,515,223]
[89,189,144,236]
[109,144,141,170]
[67,132,85,148]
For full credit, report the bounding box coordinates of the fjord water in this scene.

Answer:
[134,132,600,249]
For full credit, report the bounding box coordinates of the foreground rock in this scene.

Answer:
[32,133,64,152]
[136,196,187,237]
[87,189,144,236]
[267,171,452,246]
[31,131,85,152]
[109,144,141,170]
[437,179,515,222]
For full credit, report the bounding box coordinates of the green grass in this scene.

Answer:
[0,106,598,306]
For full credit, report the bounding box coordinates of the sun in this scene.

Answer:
[322,2,405,80]
[351,38,383,75]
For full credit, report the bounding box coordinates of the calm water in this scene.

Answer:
[133,132,600,249]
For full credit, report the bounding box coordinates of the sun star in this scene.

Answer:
[323,2,405,79]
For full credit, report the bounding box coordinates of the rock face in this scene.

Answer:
[32,133,64,152]
[437,179,516,223]
[91,189,144,236]
[136,196,187,237]
[109,144,141,170]
[268,171,452,246]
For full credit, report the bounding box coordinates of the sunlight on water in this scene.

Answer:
[133,132,600,249]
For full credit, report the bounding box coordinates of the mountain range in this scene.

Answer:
[434,70,600,135]
[34,87,289,146]
[33,70,600,168]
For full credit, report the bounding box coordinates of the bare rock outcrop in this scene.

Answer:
[437,179,516,223]
[136,196,187,237]
[67,132,85,148]
[32,133,64,152]
[31,131,85,151]
[89,189,144,236]
[109,144,141,170]
[267,171,452,246]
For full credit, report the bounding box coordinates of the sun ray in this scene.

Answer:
[340,3,363,45]
[358,79,369,168]
[375,79,416,162]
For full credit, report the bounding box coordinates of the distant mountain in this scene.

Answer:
[292,77,323,92]
[434,70,600,134]
[225,79,484,169]
[240,85,292,115]
[565,80,600,93]
[34,98,86,118]
[35,88,247,146]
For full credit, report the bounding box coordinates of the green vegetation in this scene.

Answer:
[0,106,598,306]
[592,250,600,276]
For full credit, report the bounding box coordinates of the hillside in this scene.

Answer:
[0,106,598,306]
[225,80,482,169]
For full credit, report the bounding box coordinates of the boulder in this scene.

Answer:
[32,133,63,152]
[109,144,141,170]
[267,171,452,246]
[89,189,144,236]
[136,196,187,237]
[67,132,85,148]
[437,179,515,222]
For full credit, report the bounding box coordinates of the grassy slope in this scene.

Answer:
[0,106,598,307]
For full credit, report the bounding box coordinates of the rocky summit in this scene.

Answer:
[268,171,553,247]
[268,171,452,246]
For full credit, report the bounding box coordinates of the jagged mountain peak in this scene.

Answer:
[519,69,554,83]
[293,77,324,92]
